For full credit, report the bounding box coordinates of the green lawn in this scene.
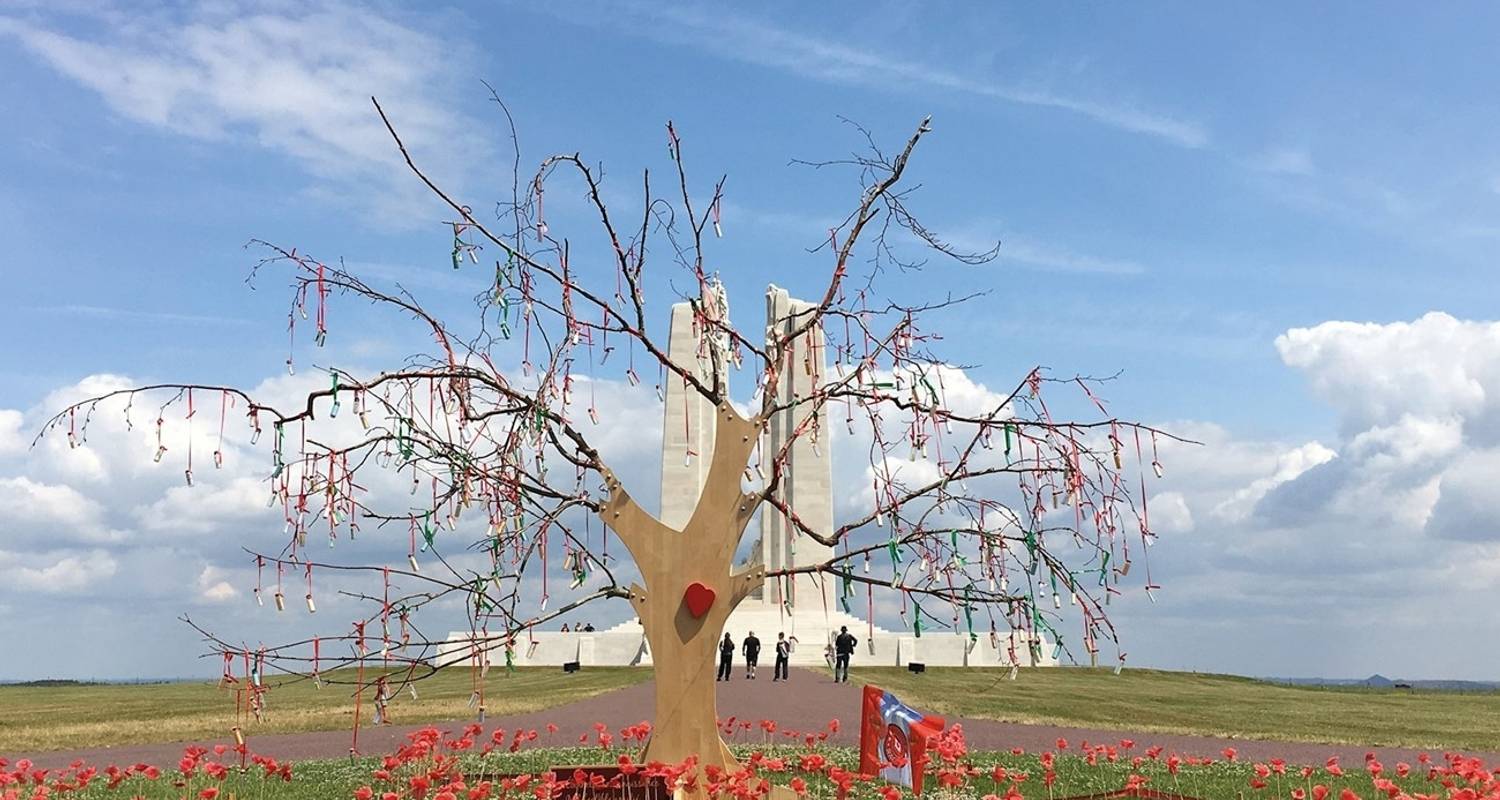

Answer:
[0,667,651,753]
[6,665,1498,756]
[848,666,1500,752]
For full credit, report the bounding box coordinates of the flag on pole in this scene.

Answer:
[859,685,946,795]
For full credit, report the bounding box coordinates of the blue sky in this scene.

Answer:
[2,2,1500,682]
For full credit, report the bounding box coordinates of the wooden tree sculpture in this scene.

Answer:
[40,98,1178,775]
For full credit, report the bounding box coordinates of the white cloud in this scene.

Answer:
[1210,441,1336,524]
[1275,312,1500,440]
[1148,491,1193,534]
[136,477,271,535]
[1427,449,1500,542]
[3,549,119,594]
[0,4,487,220]
[555,2,1208,149]
[14,309,1500,679]
[0,476,129,546]
[1265,312,1500,545]
[196,565,240,603]
[0,476,103,528]
[0,409,24,454]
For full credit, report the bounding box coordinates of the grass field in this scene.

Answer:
[6,665,1499,756]
[849,666,1500,752]
[0,667,651,753]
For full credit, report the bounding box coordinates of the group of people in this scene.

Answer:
[717,626,860,683]
[559,622,596,632]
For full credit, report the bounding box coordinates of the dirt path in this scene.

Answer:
[11,669,1492,771]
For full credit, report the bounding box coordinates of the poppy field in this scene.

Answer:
[5,718,1497,800]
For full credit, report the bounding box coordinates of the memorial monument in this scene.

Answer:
[443,283,1053,670]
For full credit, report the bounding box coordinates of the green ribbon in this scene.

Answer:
[963,585,976,642]
[270,424,285,479]
[471,579,492,612]
[919,374,939,404]
[397,419,415,459]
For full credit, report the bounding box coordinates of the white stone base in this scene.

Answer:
[439,604,1056,669]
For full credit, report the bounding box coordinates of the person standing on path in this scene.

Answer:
[743,631,761,679]
[773,632,791,682]
[717,632,735,681]
[833,626,858,683]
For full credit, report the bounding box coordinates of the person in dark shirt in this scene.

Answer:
[742,631,761,679]
[833,626,858,683]
[773,632,791,682]
[717,633,735,681]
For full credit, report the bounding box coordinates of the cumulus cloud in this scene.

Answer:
[1275,312,1500,441]
[0,409,23,454]
[2,549,118,594]
[1269,313,1500,540]
[1211,441,1337,524]
[1148,491,1193,534]
[1425,449,1500,542]
[196,566,239,603]
[1105,312,1500,678]
[137,477,272,535]
[11,309,1500,679]
[1,475,104,528]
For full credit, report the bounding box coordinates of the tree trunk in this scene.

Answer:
[602,406,765,774]
[637,592,738,769]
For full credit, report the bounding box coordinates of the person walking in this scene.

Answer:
[717,632,735,681]
[773,632,791,682]
[833,625,858,683]
[742,631,761,679]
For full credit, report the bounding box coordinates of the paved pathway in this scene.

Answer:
[11,669,1494,771]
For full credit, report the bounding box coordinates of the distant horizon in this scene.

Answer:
[4,665,1495,690]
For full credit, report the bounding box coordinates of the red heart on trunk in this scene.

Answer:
[682,581,716,618]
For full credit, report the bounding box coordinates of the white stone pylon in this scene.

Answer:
[659,284,834,605]
[659,301,719,529]
[759,285,834,609]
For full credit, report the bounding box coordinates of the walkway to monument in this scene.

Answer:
[14,668,1493,770]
